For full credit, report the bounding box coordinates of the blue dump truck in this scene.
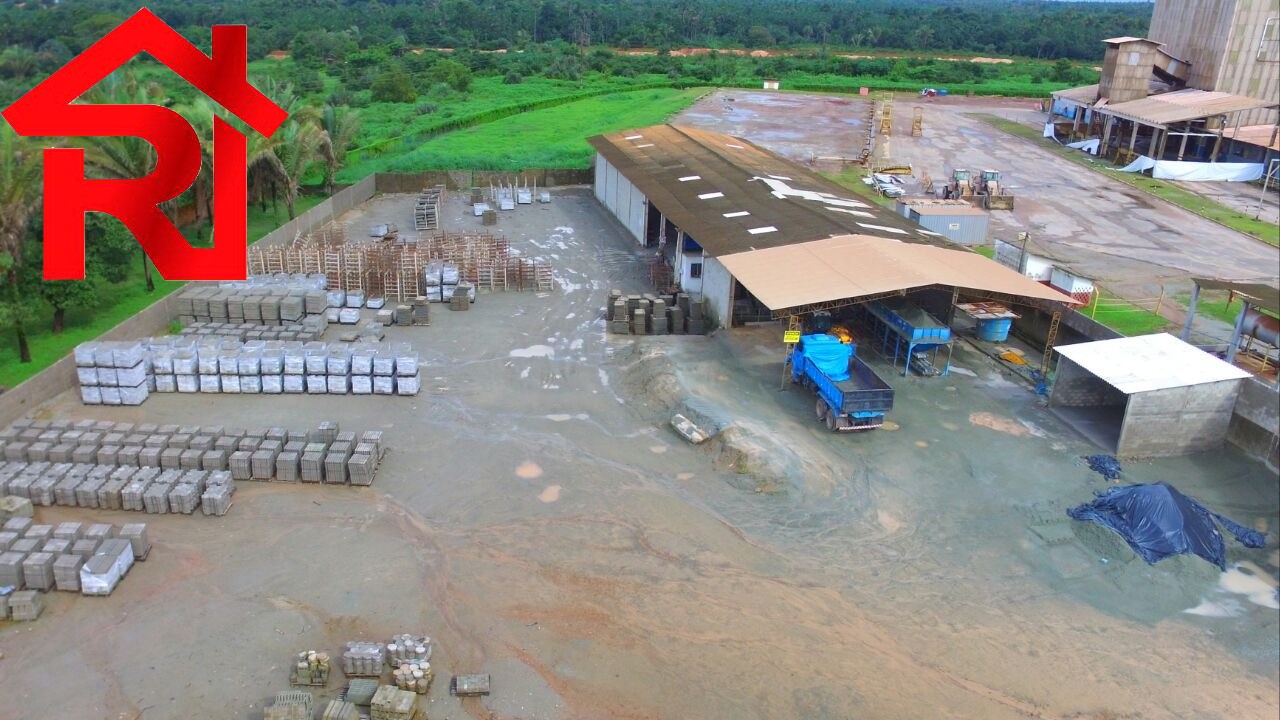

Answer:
[790,334,894,431]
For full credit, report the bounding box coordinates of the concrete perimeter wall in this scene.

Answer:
[253,175,377,249]
[1227,377,1280,471]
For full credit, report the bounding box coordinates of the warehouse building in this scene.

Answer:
[587,124,1073,331]
[895,200,990,245]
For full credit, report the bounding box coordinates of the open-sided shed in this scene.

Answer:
[1051,333,1251,456]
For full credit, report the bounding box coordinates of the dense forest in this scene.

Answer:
[0,0,1149,62]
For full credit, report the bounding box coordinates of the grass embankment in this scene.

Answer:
[358,87,706,172]
[0,195,326,388]
[338,75,682,179]
[1086,290,1171,336]
[1176,290,1247,326]
[974,114,1279,247]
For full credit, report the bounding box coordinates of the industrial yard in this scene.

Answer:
[0,179,1276,719]
[4,0,1280,717]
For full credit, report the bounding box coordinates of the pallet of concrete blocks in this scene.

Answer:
[392,661,433,695]
[387,634,432,664]
[143,478,174,514]
[121,468,160,511]
[118,523,151,560]
[342,641,386,677]
[370,684,417,720]
[0,550,25,587]
[8,589,43,621]
[53,552,85,592]
[290,650,332,686]
[264,690,314,720]
[80,537,134,596]
[167,480,201,514]
[201,476,235,516]
[347,449,377,486]
[22,551,55,590]
[394,346,421,396]
[321,700,359,720]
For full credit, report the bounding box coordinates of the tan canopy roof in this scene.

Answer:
[1098,89,1277,127]
[717,234,1076,313]
[1052,84,1099,106]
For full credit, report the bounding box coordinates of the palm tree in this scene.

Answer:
[0,123,44,363]
[321,104,360,194]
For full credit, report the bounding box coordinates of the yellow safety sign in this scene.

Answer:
[783,330,801,344]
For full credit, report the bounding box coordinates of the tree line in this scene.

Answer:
[0,0,1149,64]
[0,74,358,365]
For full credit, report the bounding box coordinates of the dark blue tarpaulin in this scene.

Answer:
[1067,483,1266,569]
[800,334,852,382]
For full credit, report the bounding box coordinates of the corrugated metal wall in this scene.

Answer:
[910,211,989,246]
[593,153,647,245]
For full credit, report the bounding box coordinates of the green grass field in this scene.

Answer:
[820,167,897,208]
[0,195,326,388]
[975,114,1280,247]
[1177,290,1247,326]
[1086,291,1172,336]
[358,87,706,172]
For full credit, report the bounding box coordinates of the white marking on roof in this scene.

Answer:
[748,226,778,235]
[916,230,943,236]
[856,223,908,235]
[726,143,745,149]
[822,198,870,209]
[723,211,751,218]
[768,175,793,181]
[678,175,701,182]
[698,192,725,200]
[825,207,875,218]
[634,143,654,148]
[625,134,643,140]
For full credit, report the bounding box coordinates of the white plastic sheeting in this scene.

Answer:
[1152,161,1265,182]
[1117,156,1157,173]
[1043,122,1056,138]
[1066,138,1100,155]
[1113,157,1265,181]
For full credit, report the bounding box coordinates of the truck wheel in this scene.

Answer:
[815,398,828,421]
[825,411,839,432]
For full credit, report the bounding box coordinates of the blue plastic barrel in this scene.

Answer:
[976,317,1012,342]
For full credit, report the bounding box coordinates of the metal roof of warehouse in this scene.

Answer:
[1052,84,1100,106]
[1055,333,1251,394]
[716,234,1075,315]
[1096,89,1277,127]
[587,125,940,257]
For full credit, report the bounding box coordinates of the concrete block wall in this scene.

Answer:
[701,256,733,329]
[1226,376,1280,470]
[1050,358,1128,408]
[1117,379,1243,456]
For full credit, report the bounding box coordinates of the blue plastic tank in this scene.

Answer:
[975,317,1013,342]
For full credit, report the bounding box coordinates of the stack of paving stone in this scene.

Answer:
[370,685,417,720]
[386,634,432,664]
[177,317,328,342]
[173,276,327,328]
[391,661,432,695]
[8,589,43,621]
[80,537,135,596]
[22,550,55,590]
[345,679,380,705]
[290,650,332,686]
[0,417,384,496]
[342,641,386,677]
[73,340,149,406]
[53,552,84,591]
[605,289,708,335]
[264,691,314,720]
[321,700,359,720]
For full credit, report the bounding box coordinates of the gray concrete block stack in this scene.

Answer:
[605,289,709,336]
[174,274,327,329]
[74,340,150,406]
[342,642,386,677]
[75,338,423,404]
[0,520,149,611]
[8,589,42,621]
[370,685,417,720]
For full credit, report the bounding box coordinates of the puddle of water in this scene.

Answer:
[510,345,555,359]
[538,485,562,503]
[520,368,531,379]
[950,366,978,377]
[515,462,544,479]
[914,440,929,448]
[544,413,590,423]
[569,339,584,351]
[649,445,668,454]
[1184,563,1280,617]
[597,369,610,387]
